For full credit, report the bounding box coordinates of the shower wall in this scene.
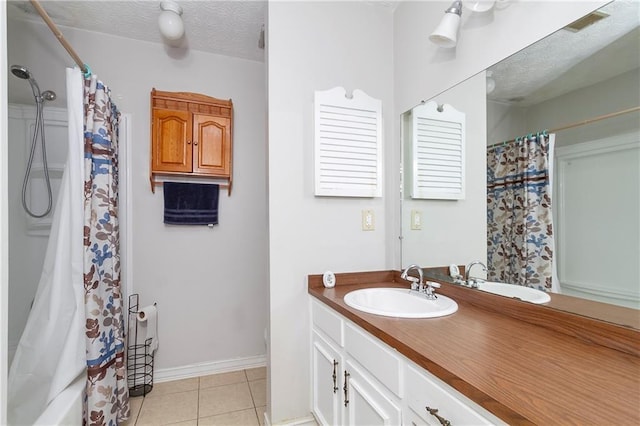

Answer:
[7,104,68,364]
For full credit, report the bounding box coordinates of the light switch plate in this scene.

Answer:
[411,210,422,230]
[362,209,375,231]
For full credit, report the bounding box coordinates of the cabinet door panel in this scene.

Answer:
[152,109,192,172]
[344,361,401,426]
[312,332,342,426]
[193,114,231,176]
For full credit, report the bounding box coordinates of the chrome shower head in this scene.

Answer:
[11,65,32,80]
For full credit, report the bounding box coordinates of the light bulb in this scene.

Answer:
[159,1,184,41]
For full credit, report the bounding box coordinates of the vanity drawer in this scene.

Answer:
[405,364,505,426]
[312,300,344,347]
[344,322,402,397]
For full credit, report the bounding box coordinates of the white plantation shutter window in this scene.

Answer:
[314,87,382,197]
[411,101,465,200]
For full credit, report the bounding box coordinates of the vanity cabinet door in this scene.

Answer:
[312,332,343,426]
[343,360,402,426]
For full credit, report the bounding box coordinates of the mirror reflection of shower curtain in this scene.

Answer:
[7,67,86,425]
[486,133,559,292]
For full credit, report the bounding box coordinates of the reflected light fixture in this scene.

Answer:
[429,1,463,48]
[463,1,496,13]
[486,71,496,94]
[159,1,184,41]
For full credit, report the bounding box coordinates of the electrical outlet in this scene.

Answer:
[411,210,422,230]
[362,209,375,231]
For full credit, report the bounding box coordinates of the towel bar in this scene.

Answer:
[150,174,232,196]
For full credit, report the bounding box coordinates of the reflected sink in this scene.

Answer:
[344,288,458,318]
[477,281,551,304]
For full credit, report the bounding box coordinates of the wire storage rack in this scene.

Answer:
[127,294,155,397]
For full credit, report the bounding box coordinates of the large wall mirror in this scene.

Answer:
[401,0,639,319]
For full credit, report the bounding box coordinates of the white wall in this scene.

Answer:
[267,1,393,422]
[393,0,609,267]
[487,101,528,145]
[7,18,268,373]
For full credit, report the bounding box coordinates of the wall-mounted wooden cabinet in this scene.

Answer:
[150,89,233,194]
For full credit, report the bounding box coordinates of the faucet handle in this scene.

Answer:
[426,281,441,289]
[405,276,420,291]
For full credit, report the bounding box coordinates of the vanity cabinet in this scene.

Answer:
[312,302,401,426]
[150,89,233,193]
[311,299,505,426]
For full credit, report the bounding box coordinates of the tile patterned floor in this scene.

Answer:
[124,367,267,426]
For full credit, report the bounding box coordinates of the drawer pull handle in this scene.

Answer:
[332,360,339,393]
[426,406,451,426]
[343,370,350,407]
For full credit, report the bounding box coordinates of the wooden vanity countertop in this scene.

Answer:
[308,270,640,425]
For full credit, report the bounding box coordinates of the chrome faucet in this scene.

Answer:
[465,261,487,288]
[401,264,423,292]
[401,264,439,300]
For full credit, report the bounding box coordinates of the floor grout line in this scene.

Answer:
[132,368,266,425]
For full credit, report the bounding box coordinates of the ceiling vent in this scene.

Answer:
[564,11,609,32]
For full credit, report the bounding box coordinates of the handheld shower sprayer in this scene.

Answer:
[10,65,56,218]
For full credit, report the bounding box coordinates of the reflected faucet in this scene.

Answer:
[465,261,487,288]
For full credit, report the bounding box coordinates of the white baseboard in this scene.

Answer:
[266,414,317,426]
[154,354,267,383]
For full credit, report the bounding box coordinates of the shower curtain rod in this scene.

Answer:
[29,0,91,76]
[487,105,640,150]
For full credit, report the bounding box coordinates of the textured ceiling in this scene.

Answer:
[7,0,268,62]
[487,0,640,107]
[7,0,638,103]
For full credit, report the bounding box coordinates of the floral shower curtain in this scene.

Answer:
[487,133,557,291]
[83,75,130,425]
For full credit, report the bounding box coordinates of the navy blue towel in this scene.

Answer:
[163,182,219,225]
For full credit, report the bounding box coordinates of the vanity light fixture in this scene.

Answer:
[158,1,185,41]
[429,0,463,48]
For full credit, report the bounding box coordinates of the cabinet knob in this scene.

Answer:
[194,140,198,146]
[187,140,192,145]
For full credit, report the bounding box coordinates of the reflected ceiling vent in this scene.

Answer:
[564,11,609,32]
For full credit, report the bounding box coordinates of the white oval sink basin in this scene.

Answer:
[344,288,458,318]
[477,281,550,304]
